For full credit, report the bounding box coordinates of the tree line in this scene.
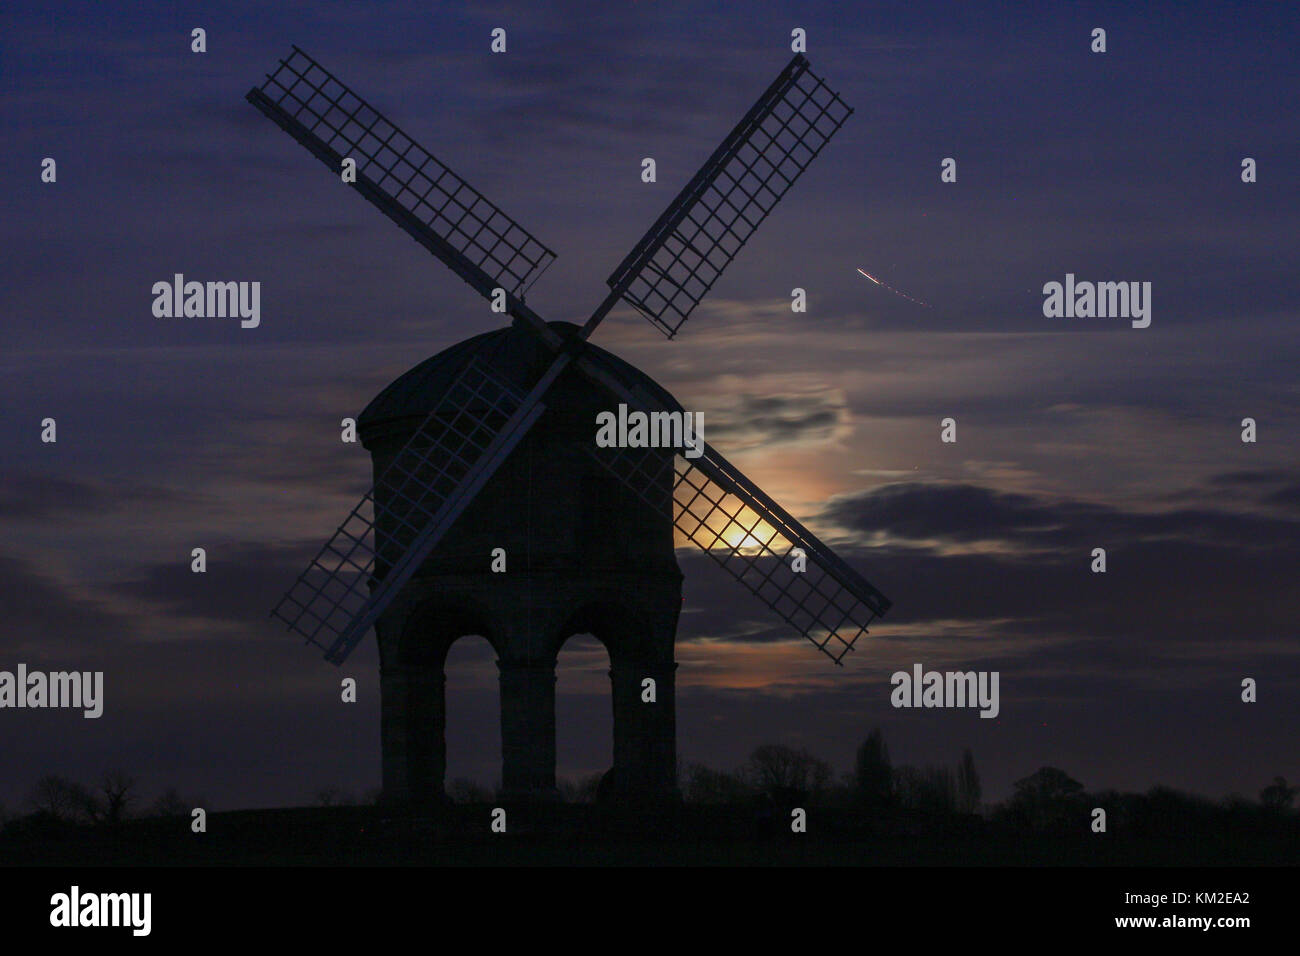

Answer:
[4,728,1295,835]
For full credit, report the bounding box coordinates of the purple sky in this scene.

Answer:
[1,0,1297,810]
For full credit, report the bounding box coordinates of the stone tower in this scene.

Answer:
[358,320,683,804]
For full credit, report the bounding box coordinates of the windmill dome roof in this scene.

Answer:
[358,320,681,432]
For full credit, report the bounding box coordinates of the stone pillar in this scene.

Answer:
[380,664,446,805]
[610,658,678,800]
[498,658,558,800]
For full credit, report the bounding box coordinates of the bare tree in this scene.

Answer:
[99,770,138,823]
[745,744,833,803]
[894,765,957,814]
[1012,766,1083,803]
[1006,766,1085,831]
[682,762,752,804]
[149,787,189,818]
[28,775,98,823]
[1260,776,1297,811]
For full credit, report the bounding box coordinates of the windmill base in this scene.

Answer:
[374,570,682,806]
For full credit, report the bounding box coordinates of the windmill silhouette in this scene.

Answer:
[249,47,892,804]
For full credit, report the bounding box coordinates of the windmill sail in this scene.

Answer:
[247,48,582,664]
[247,46,557,300]
[586,438,890,664]
[255,48,887,668]
[272,358,548,664]
[606,53,852,339]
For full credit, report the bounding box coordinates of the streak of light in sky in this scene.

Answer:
[857,268,931,308]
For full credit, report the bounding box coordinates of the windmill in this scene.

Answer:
[249,46,892,803]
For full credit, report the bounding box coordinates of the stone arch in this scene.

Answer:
[397,595,501,668]
[553,625,615,793]
[442,634,502,797]
[554,601,618,659]
[556,599,673,666]
[554,599,679,802]
[378,596,502,806]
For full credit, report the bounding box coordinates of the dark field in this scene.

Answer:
[5,804,1296,867]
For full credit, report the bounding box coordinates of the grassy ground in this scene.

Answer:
[5,804,1297,866]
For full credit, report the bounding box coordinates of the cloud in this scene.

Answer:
[0,553,136,658]
[702,389,850,451]
[802,481,1300,703]
[1263,484,1300,512]
[1172,470,1300,515]
[822,480,1300,552]
[1207,469,1296,488]
[0,471,202,521]
[109,542,316,632]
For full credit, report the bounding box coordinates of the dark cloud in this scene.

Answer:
[676,476,1300,692]
[805,481,1300,701]
[0,471,202,521]
[110,542,316,629]
[1264,484,1300,512]
[677,551,803,646]
[823,481,1300,551]
[0,553,135,657]
[703,390,849,450]
[1198,469,1300,515]
[1208,469,1296,488]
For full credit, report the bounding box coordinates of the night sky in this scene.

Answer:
[2,0,1297,811]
